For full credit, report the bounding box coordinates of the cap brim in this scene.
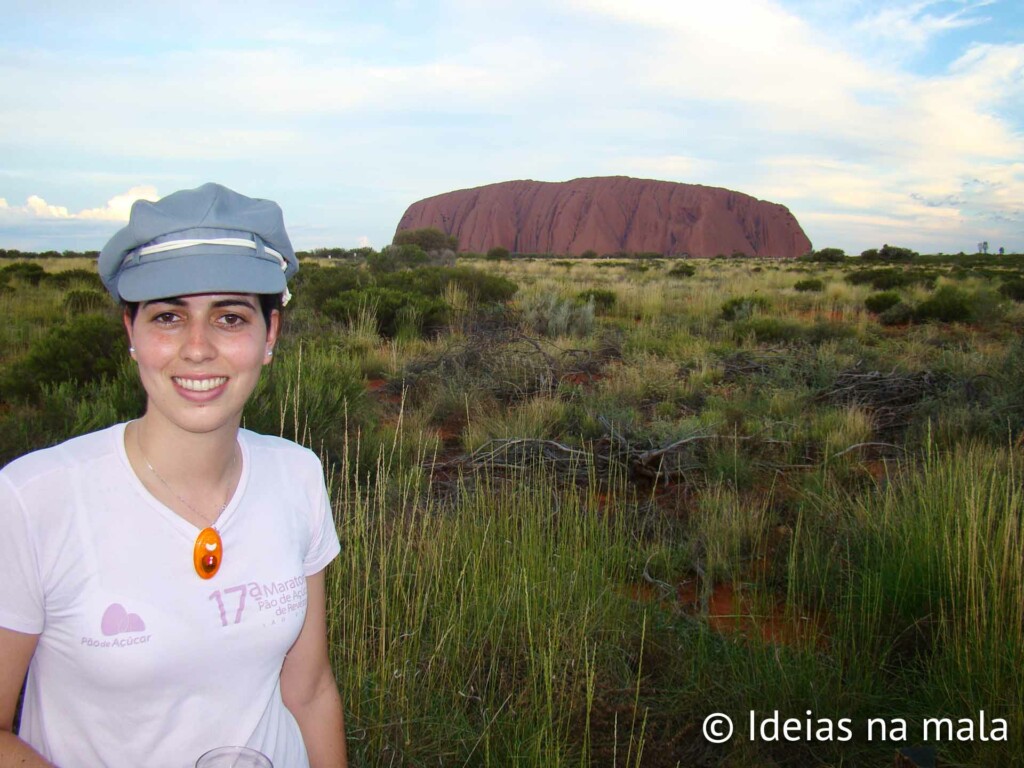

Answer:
[116,252,286,302]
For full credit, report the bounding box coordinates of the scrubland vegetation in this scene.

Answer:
[3,243,1024,767]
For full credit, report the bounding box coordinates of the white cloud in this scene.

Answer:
[25,196,70,218]
[77,185,159,221]
[0,186,159,222]
[560,0,1022,249]
[853,0,991,53]
[0,0,1020,252]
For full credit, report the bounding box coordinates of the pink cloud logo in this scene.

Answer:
[100,603,146,636]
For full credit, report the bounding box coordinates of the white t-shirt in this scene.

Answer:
[0,423,341,768]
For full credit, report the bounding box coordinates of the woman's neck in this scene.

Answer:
[131,413,240,485]
[125,414,243,529]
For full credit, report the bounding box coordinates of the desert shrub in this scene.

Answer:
[844,269,881,286]
[667,263,696,278]
[999,279,1024,302]
[879,243,918,261]
[367,244,429,273]
[860,244,918,262]
[444,267,518,304]
[392,227,458,252]
[1,261,46,286]
[322,288,448,338]
[869,271,912,290]
[794,278,824,292]
[580,249,598,259]
[949,266,973,281]
[879,301,914,326]
[805,320,856,345]
[0,314,126,402]
[800,247,846,263]
[520,292,595,337]
[864,291,902,314]
[292,264,366,310]
[845,268,911,290]
[63,289,109,314]
[914,285,973,323]
[485,246,510,261]
[721,295,770,321]
[377,266,517,305]
[300,265,516,337]
[244,342,369,464]
[734,317,804,344]
[46,269,105,291]
[576,288,616,311]
[964,286,1007,326]
[0,359,145,465]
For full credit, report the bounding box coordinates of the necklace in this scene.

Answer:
[135,424,235,580]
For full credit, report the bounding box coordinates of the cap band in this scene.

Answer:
[128,237,293,306]
[135,238,288,269]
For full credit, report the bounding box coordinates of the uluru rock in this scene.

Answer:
[395,176,811,258]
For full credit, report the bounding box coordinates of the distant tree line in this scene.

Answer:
[801,244,1021,264]
[295,247,376,261]
[0,248,99,260]
[5,233,1019,265]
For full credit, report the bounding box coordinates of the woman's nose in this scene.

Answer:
[181,321,217,361]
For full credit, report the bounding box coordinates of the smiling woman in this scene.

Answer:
[0,184,348,768]
[127,294,279,448]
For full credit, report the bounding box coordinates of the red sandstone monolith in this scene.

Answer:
[395,176,811,257]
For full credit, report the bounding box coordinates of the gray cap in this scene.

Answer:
[98,182,298,304]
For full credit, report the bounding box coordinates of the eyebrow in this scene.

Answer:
[141,297,258,311]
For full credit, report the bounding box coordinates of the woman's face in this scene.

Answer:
[124,293,280,437]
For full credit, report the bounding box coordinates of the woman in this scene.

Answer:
[0,183,347,767]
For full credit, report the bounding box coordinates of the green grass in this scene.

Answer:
[5,254,1024,766]
[329,444,646,766]
[790,440,1024,765]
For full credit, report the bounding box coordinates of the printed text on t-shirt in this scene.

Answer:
[208,576,307,627]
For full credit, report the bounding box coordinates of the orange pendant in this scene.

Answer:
[193,527,223,579]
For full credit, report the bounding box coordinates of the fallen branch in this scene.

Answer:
[830,441,906,460]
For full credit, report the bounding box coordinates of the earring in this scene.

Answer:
[129,346,135,354]
[266,349,273,357]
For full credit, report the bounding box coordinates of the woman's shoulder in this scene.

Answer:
[2,424,124,488]
[238,429,322,469]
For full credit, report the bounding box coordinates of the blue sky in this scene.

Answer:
[1,0,1021,255]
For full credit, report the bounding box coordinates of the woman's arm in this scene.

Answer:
[280,571,347,768]
[0,628,52,767]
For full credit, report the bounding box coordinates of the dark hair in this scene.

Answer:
[125,293,282,328]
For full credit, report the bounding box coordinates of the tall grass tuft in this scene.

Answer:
[795,439,1024,765]
[327,443,648,766]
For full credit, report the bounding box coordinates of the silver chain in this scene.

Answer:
[135,425,234,525]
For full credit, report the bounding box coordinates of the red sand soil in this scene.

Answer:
[676,580,822,647]
[622,572,822,648]
[364,377,403,405]
[561,370,605,386]
[861,459,889,482]
[434,423,462,442]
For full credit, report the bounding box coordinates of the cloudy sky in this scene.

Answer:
[1,0,1021,255]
